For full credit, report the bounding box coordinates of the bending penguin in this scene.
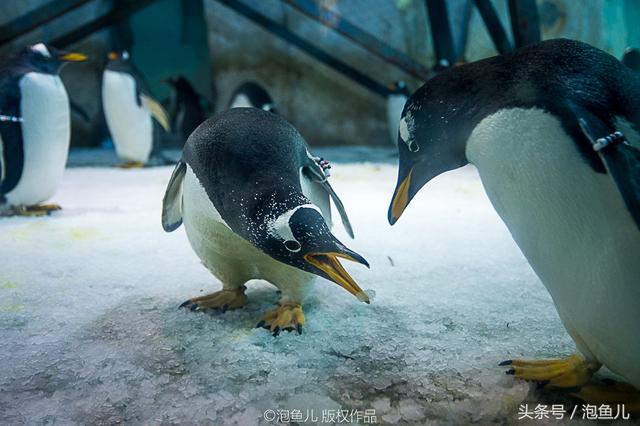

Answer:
[388,39,640,408]
[102,51,170,168]
[228,81,277,113]
[386,80,410,147]
[0,42,86,216]
[162,108,369,335]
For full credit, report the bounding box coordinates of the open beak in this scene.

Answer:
[304,251,370,303]
[388,168,413,225]
[60,52,87,62]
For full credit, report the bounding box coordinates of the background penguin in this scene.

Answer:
[228,81,277,113]
[162,107,369,335]
[386,80,410,147]
[0,42,86,216]
[622,47,640,72]
[102,51,170,168]
[388,39,640,409]
[164,75,207,144]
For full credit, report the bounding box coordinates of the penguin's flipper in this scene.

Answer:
[141,93,171,132]
[578,118,640,229]
[303,155,355,238]
[162,160,186,232]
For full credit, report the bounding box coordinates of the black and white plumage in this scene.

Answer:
[389,39,640,393]
[0,42,86,214]
[162,108,368,334]
[165,75,206,143]
[102,51,170,166]
[228,81,277,113]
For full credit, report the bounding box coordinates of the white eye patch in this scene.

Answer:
[269,204,321,252]
[31,43,51,57]
[399,113,419,152]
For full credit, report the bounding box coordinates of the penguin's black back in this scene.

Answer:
[410,38,640,171]
[183,108,309,217]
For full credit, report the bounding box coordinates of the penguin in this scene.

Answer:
[0,42,86,216]
[386,80,410,147]
[102,51,170,168]
[164,75,206,143]
[228,81,277,113]
[622,47,640,72]
[162,108,369,335]
[387,39,640,408]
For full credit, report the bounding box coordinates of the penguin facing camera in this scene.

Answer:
[388,39,640,409]
[0,42,87,217]
[228,81,277,113]
[162,108,369,335]
[386,80,410,147]
[164,75,207,144]
[622,47,640,72]
[102,51,170,168]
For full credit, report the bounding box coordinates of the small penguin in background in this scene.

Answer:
[102,51,170,168]
[621,47,640,72]
[0,42,86,216]
[164,75,206,143]
[388,39,640,409]
[228,81,277,113]
[386,80,410,147]
[162,108,369,335]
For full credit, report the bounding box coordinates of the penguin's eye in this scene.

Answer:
[407,141,420,152]
[284,240,301,252]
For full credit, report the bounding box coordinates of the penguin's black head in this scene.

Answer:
[388,74,471,225]
[622,47,640,72]
[23,43,87,74]
[107,50,130,63]
[262,205,370,303]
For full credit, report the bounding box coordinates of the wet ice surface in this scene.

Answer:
[1,149,602,425]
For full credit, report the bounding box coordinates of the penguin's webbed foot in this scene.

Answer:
[573,379,640,415]
[179,286,247,312]
[500,353,600,388]
[256,303,305,337]
[7,204,62,217]
[114,161,145,169]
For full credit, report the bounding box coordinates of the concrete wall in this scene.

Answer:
[203,0,640,147]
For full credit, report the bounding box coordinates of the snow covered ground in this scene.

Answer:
[0,148,595,425]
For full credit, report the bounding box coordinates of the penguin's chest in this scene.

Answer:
[6,72,70,205]
[465,108,640,380]
[102,70,152,162]
[182,167,258,262]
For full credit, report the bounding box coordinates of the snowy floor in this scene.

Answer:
[1,149,594,425]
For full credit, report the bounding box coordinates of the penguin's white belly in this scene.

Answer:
[6,72,70,206]
[102,70,152,163]
[386,94,407,146]
[466,108,640,387]
[181,166,313,299]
